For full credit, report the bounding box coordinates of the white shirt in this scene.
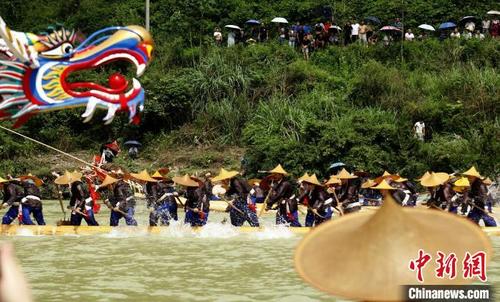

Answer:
[227,32,235,46]
[482,20,491,29]
[414,122,425,134]
[351,23,360,35]
[405,33,415,41]
[213,31,222,40]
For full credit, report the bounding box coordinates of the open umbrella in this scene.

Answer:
[224,25,241,30]
[124,140,142,147]
[460,16,477,24]
[328,162,346,170]
[364,16,381,25]
[246,19,260,25]
[418,24,435,31]
[487,10,500,16]
[438,22,456,30]
[328,25,342,31]
[271,17,288,24]
[380,26,402,32]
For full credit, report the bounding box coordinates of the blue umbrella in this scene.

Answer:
[328,162,346,170]
[124,140,142,147]
[439,22,456,30]
[365,16,381,25]
[246,19,260,25]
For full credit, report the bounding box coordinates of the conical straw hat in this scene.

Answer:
[325,176,341,186]
[268,164,288,175]
[382,171,392,177]
[463,166,482,178]
[130,170,157,182]
[361,179,377,189]
[483,177,493,186]
[173,174,199,187]
[420,172,449,187]
[371,179,396,190]
[416,171,431,181]
[211,168,239,182]
[454,177,470,187]
[100,175,119,187]
[394,177,408,183]
[19,173,43,186]
[294,195,492,301]
[0,176,8,183]
[55,170,82,185]
[336,168,357,180]
[297,172,310,183]
[303,174,322,186]
[248,178,261,186]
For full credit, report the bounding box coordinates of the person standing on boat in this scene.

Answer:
[174,174,206,227]
[212,169,259,227]
[1,177,23,225]
[102,169,138,226]
[17,174,45,225]
[299,174,331,226]
[463,167,497,227]
[265,164,295,225]
[337,169,361,214]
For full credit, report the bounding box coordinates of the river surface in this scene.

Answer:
[2,201,500,301]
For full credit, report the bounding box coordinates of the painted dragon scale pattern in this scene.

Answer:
[0,17,153,127]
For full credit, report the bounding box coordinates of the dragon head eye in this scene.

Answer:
[41,42,74,57]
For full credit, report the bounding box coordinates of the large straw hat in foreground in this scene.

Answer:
[172,174,199,187]
[211,168,239,182]
[130,170,157,183]
[54,171,83,185]
[294,195,492,301]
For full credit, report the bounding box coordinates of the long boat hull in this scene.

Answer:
[1,224,499,236]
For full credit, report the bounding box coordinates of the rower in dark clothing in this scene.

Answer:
[1,177,23,224]
[212,169,259,227]
[69,178,99,226]
[336,169,361,214]
[174,174,206,227]
[264,164,295,226]
[130,170,170,227]
[298,174,331,226]
[391,178,417,207]
[420,172,451,210]
[110,177,138,226]
[18,174,45,225]
[462,167,496,227]
[148,174,179,226]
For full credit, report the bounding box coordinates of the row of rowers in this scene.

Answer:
[0,165,495,228]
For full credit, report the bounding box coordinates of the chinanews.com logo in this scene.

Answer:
[404,249,492,301]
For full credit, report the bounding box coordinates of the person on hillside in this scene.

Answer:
[405,29,415,41]
[301,34,311,60]
[213,170,259,227]
[1,178,23,225]
[213,27,222,46]
[465,21,475,33]
[394,18,403,29]
[413,121,425,141]
[474,30,485,40]
[482,19,490,34]
[227,30,236,47]
[259,24,268,42]
[368,33,379,45]
[99,141,120,165]
[358,21,368,44]
[288,29,297,48]
[490,20,500,38]
[450,28,461,39]
[278,27,286,44]
[351,20,360,43]
[463,167,496,226]
[343,22,352,45]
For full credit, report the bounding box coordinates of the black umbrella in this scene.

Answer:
[124,140,142,147]
[365,16,381,25]
[460,16,477,23]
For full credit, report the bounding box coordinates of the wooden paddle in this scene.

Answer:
[332,190,344,216]
[103,199,131,218]
[220,199,245,216]
[258,189,273,217]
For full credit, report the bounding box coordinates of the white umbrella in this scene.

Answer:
[271,17,288,24]
[418,24,436,31]
[487,10,500,15]
[224,25,241,30]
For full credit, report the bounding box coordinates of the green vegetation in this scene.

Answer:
[0,0,498,179]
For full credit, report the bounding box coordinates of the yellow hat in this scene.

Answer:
[268,164,288,175]
[294,194,492,301]
[361,179,377,189]
[463,166,481,178]
[336,168,358,180]
[325,176,341,186]
[19,173,44,186]
[394,177,408,183]
[454,177,470,187]
[54,170,82,185]
[382,171,392,177]
[483,177,493,186]
[152,171,165,179]
[173,174,199,187]
[100,175,119,187]
[371,179,396,190]
[0,176,8,183]
[303,174,322,186]
[130,170,157,183]
[420,172,449,187]
[297,172,310,183]
[248,178,261,186]
[211,168,239,182]
[416,171,431,181]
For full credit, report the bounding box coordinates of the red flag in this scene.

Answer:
[85,176,101,214]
